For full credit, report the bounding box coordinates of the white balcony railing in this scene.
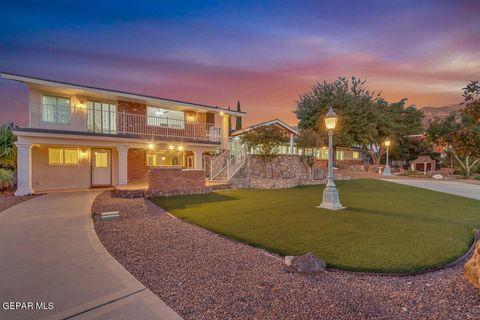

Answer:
[28,105,221,142]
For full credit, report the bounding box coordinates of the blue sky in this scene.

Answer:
[1,0,478,125]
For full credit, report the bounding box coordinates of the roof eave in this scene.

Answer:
[1,72,246,117]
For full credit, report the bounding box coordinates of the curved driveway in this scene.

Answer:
[0,191,181,320]
[383,179,480,200]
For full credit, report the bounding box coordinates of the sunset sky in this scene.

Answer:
[0,0,478,126]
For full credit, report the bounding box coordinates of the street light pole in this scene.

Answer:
[383,138,392,176]
[318,107,344,210]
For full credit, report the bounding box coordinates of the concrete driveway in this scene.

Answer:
[0,192,181,320]
[384,179,480,200]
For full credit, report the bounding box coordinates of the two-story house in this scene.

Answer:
[1,72,244,195]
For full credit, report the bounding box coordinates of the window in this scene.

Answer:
[87,101,117,133]
[147,152,184,167]
[320,149,329,159]
[336,150,345,161]
[42,95,71,124]
[95,152,108,168]
[352,151,361,159]
[48,148,79,165]
[147,107,185,129]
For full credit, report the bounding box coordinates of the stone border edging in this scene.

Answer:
[158,202,479,277]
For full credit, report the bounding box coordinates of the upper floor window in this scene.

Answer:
[147,107,185,129]
[42,95,71,124]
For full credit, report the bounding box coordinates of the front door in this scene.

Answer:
[92,149,112,186]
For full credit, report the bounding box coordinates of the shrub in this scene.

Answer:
[0,168,16,192]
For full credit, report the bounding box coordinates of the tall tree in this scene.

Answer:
[427,113,479,177]
[463,80,480,124]
[235,100,242,130]
[294,77,423,164]
[227,106,232,131]
[426,81,480,177]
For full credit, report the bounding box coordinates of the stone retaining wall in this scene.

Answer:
[231,178,325,189]
[235,154,325,180]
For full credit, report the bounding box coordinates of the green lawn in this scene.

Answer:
[151,179,480,273]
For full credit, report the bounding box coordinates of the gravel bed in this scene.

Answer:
[0,193,37,213]
[93,191,480,320]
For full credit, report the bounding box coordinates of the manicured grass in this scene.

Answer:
[151,179,480,273]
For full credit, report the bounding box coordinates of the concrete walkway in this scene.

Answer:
[0,192,181,320]
[383,179,480,200]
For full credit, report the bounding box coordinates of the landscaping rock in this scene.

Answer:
[432,174,443,180]
[285,252,326,274]
[284,256,295,266]
[464,241,480,289]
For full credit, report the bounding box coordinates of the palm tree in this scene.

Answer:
[0,123,17,192]
[0,123,16,170]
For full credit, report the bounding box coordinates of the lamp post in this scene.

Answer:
[383,138,392,176]
[318,107,344,210]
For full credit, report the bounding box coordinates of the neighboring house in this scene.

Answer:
[1,72,245,195]
[229,119,366,167]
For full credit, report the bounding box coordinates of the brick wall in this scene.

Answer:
[128,148,148,181]
[147,167,211,196]
[118,100,147,115]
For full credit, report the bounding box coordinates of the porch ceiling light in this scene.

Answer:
[168,145,174,150]
[324,107,338,130]
[148,143,154,150]
[178,145,184,151]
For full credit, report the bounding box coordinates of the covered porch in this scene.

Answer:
[14,130,218,195]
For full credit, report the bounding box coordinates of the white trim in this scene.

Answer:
[14,130,218,151]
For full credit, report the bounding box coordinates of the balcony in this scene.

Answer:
[28,104,221,143]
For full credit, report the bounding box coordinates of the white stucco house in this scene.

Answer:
[1,72,245,195]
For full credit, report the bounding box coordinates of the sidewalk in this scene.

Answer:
[0,191,181,320]
[383,179,480,200]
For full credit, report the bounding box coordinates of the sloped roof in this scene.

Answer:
[230,119,298,136]
[412,156,434,163]
[0,72,246,116]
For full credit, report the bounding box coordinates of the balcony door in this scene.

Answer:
[87,100,117,134]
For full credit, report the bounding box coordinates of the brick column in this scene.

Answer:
[117,145,129,185]
[15,142,33,196]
